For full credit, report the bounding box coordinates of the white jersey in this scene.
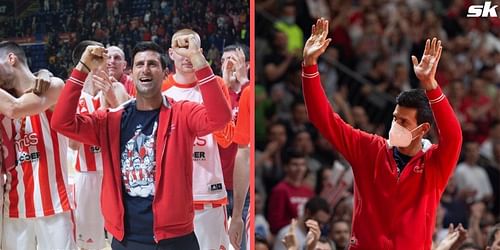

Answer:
[5,110,72,218]
[164,84,227,204]
[75,92,103,172]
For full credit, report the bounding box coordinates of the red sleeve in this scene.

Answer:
[426,86,462,189]
[186,66,232,136]
[51,69,104,146]
[213,77,236,148]
[233,86,250,145]
[302,64,384,172]
[267,186,292,234]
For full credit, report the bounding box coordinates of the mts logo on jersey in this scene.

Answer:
[467,1,498,17]
[14,133,38,151]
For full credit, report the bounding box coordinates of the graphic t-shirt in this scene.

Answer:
[120,102,159,243]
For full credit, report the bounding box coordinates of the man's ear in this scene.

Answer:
[168,48,174,60]
[8,53,17,66]
[421,122,431,135]
[416,122,431,138]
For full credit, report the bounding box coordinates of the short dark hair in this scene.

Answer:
[223,44,250,62]
[396,89,434,126]
[487,224,500,247]
[283,148,306,165]
[72,40,104,65]
[0,41,27,65]
[331,219,350,228]
[132,41,167,70]
[318,237,335,249]
[305,196,330,215]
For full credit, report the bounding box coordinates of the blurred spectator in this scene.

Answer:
[256,190,273,244]
[267,149,314,235]
[263,29,300,86]
[455,141,493,203]
[274,1,304,56]
[328,220,350,250]
[441,176,470,229]
[480,122,500,163]
[273,197,330,250]
[460,78,492,143]
[486,224,500,250]
[314,237,335,250]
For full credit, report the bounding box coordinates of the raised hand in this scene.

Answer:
[303,18,332,66]
[305,219,321,250]
[282,218,298,250]
[172,34,202,58]
[233,48,249,84]
[411,37,442,90]
[80,45,107,72]
[173,34,208,70]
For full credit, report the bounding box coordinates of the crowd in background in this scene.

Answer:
[0,0,249,78]
[255,0,500,249]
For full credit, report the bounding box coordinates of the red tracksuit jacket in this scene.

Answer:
[302,64,462,250]
[51,66,231,242]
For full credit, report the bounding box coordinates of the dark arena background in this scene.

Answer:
[0,0,249,76]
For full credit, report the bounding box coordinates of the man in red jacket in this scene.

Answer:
[51,38,231,249]
[302,18,462,249]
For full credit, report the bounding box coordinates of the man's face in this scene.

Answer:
[311,210,331,230]
[269,124,287,146]
[221,50,237,72]
[330,221,350,249]
[292,104,308,124]
[464,142,480,164]
[285,157,307,181]
[107,47,127,79]
[169,48,194,74]
[168,33,201,75]
[294,131,313,155]
[392,105,418,131]
[132,50,165,98]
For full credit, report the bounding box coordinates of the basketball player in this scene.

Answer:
[0,41,75,250]
[163,28,231,249]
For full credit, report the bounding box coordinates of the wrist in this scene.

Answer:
[190,53,209,70]
[231,212,243,218]
[422,79,438,90]
[303,58,317,67]
[76,62,91,73]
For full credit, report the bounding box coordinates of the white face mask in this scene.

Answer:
[388,121,423,147]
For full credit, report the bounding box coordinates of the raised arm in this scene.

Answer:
[173,34,231,135]
[412,38,462,188]
[51,45,108,146]
[302,18,382,164]
[0,76,63,119]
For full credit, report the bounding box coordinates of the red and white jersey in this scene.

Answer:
[4,110,72,218]
[164,84,227,204]
[75,92,103,172]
